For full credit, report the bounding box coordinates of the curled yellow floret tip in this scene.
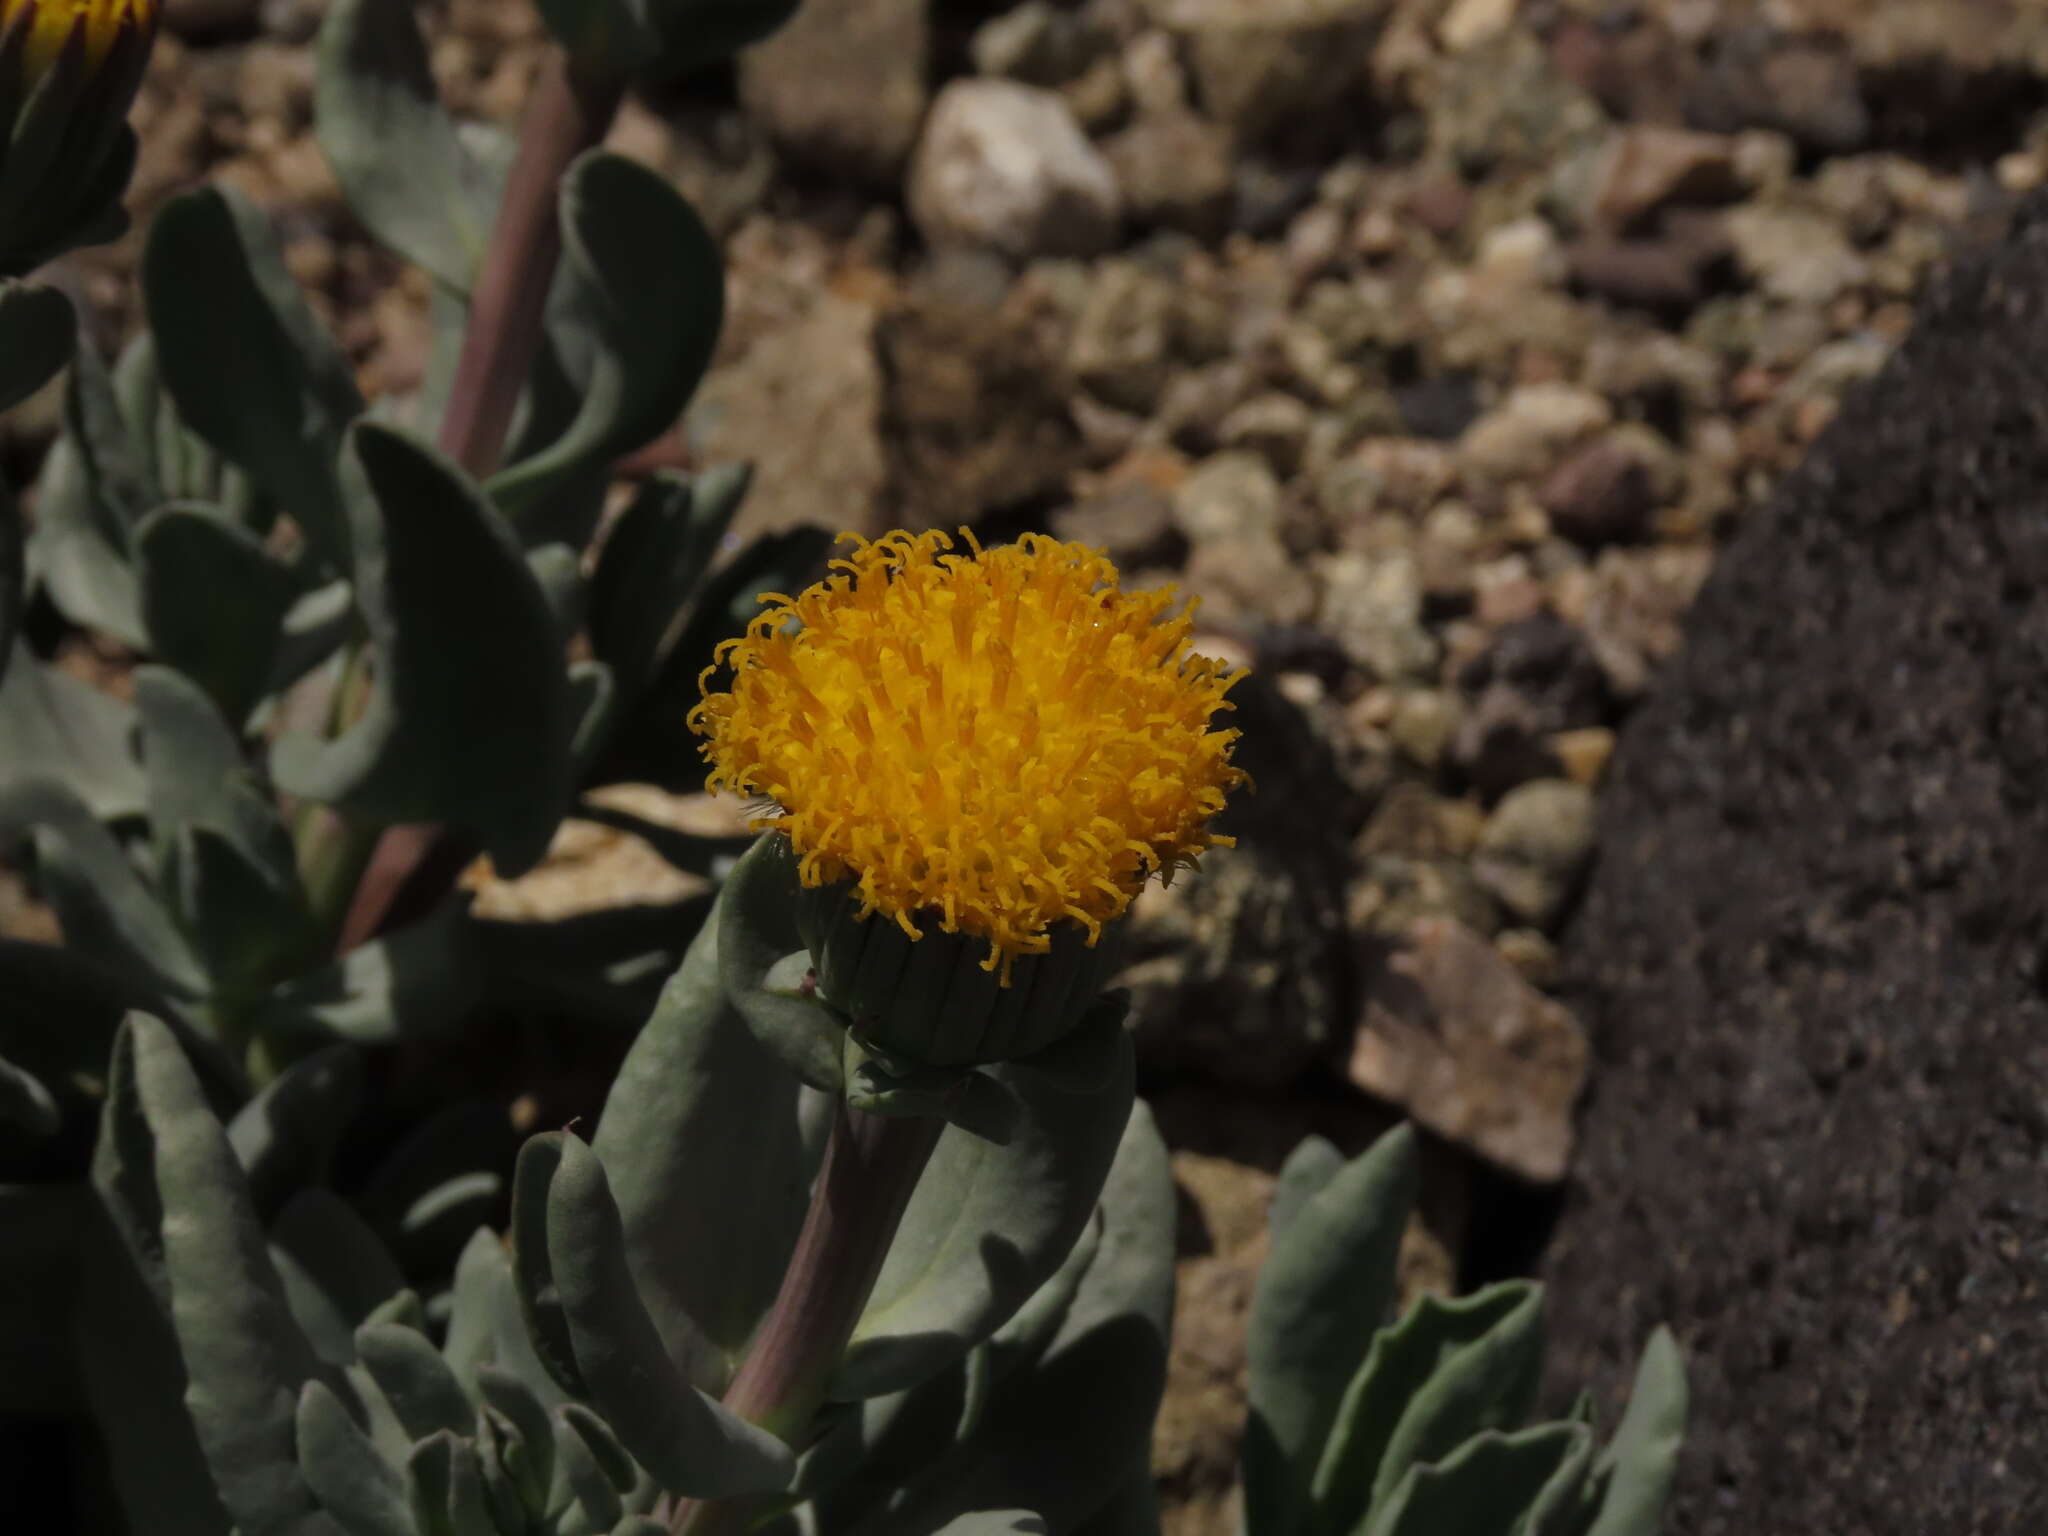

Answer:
[0,0,157,91]
[691,528,1248,983]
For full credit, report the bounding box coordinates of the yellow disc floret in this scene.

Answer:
[0,0,156,91]
[690,528,1248,983]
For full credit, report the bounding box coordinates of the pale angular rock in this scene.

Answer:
[1350,917,1588,1182]
[1727,204,1870,304]
[1458,383,1613,484]
[908,79,1122,259]
[1472,777,1596,930]
[1138,0,1392,144]
[1590,125,1743,231]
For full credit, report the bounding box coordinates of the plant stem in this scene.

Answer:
[332,50,624,955]
[669,1101,945,1536]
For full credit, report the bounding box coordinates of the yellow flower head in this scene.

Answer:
[0,0,156,92]
[691,528,1247,983]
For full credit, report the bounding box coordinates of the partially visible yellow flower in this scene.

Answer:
[0,0,156,92]
[692,529,1247,985]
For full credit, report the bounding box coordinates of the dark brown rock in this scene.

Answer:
[738,0,929,186]
[1538,434,1657,545]
[1543,194,2048,1534]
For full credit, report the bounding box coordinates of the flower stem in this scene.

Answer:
[668,1100,944,1535]
[331,49,623,956]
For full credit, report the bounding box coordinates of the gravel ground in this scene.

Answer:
[11,0,2048,1529]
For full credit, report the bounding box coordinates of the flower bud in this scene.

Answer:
[0,0,158,276]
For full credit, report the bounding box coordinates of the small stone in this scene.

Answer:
[1143,0,1391,146]
[1473,778,1597,929]
[1349,917,1588,1182]
[1101,108,1236,238]
[908,80,1122,259]
[1184,535,1317,627]
[1174,450,1284,544]
[1353,856,1501,938]
[1218,392,1315,476]
[1124,29,1191,115]
[1590,125,1743,232]
[1389,689,1461,769]
[973,0,1107,85]
[1580,544,1714,697]
[1473,216,1566,293]
[1458,383,1613,485]
[1537,428,1674,546]
[1068,260,1179,414]
[1053,480,1185,567]
[1317,551,1441,684]
[1726,205,1869,305]
[1495,927,1558,988]
[1437,0,1516,53]
[1551,725,1615,786]
[739,0,929,186]
[689,293,888,542]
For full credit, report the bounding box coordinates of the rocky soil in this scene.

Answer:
[13,0,2048,1529]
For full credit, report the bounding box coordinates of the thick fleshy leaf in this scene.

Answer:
[1244,1125,1418,1536]
[510,1132,585,1398]
[136,666,287,865]
[271,1189,408,1367]
[553,1403,628,1532]
[0,1054,58,1140]
[934,1516,1047,1535]
[314,0,499,291]
[1270,1136,1343,1241]
[715,831,844,1091]
[0,654,144,818]
[118,1012,339,1536]
[0,779,203,996]
[0,468,17,691]
[359,1319,479,1441]
[605,524,832,792]
[545,1134,795,1498]
[142,186,361,569]
[226,1043,363,1222]
[407,1432,495,1536]
[0,937,148,1137]
[587,463,747,709]
[1584,1328,1687,1536]
[590,899,810,1392]
[1310,1282,1545,1530]
[443,1225,567,1411]
[135,507,303,729]
[254,901,483,1048]
[298,1378,413,1536]
[26,433,145,646]
[833,1010,1135,1401]
[271,421,573,876]
[1359,1425,1592,1536]
[72,1196,231,1536]
[488,152,722,522]
[867,1102,1176,1533]
[0,279,72,412]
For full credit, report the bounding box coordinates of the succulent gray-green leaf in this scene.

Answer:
[1584,1327,1686,1536]
[477,1365,557,1499]
[0,653,144,819]
[488,152,722,523]
[0,469,17,691]
[1245,1124,1418,1536]
[1270,1136,1343,1241]
[118,1012,340,1536]
[933,1515,1048,1535]
[136,665,289,867]
[270,421,573,878]
[360,1319,480,1441]
[28,432,145,646]
[299,1378,413,1536]
[228,1044,364,1222]
[1315,1281,1545,1522]
[545,1133,795,1498]
[272,1190,408,1366]
[254,900,483,1048]
[0,1052,57,1139]
[587,463,746,709]
[72,1196,232,1536]
[834,1007,1135,1401]
[0,279,72,413]
[717,833,845,1093]
[142,186,361,569]
[408,1432,495,1536]
[552,1403,628,1532]
[445,1225,567,1411]
[610,525,833,793]
[866,1100,1175,1534]
[590,899,810,1391]
[315,0,500,291]
[530,0,641,77]
[0,779,204,997]
[1359,1424,1592,1536]
[135,507,302,729]
[511,1133,585,1399]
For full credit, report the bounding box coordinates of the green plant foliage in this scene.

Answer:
[1242,1127,1687,1536]
[0,279,73,413]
